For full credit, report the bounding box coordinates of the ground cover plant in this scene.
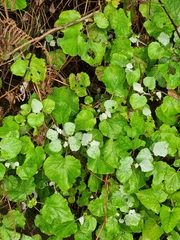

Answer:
[0,0,180,239]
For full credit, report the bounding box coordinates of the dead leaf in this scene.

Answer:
[49,3,56,14]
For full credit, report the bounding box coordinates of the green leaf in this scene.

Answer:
[79,39,106,66]
[94,12,109,29]
[130,93,147,110]
[2,210,26,229]
[161,0,180,26]
[88,197,105,217]
[102,139,119,168]
[87,145,100,159]
[11,59,27,76]
[148,42,164,59]
[6,0,27,10]
[136,148,154,172]
[126,68,140,85]
[69,72,90,97]
[48,139,62,153]
[151,161,169,190]
[153,141,168,157]
[160,205,180,233]
[41,194,74,224]
[0,137,22,159]
[75,110,96,131]
[27,112,44,127]
[44,155,81,191]
[63,122,75,136]
[42,98,55,114]
[31,99,43,113]
[80,215,97,233]
[102,65,128,97]
[17,147,45,180]
[142,219,164,240]
[143,76,156,90]
[156,96,180,125]
[24,54,46,83]
[52,221,77,238]
[0,163,5,180]
[49,87,79,124]
[3,175,35,201]
[136,188,168,214]
[116,156,133,183]
[164,167,180,194]
[0,118,20,138]
[49,49,66,70]
[68,136,81,151]
[87,156,114,174]
[124,209,141,226]
[55,10,81,26]
[99,115,127,139]
[75,231,92,240]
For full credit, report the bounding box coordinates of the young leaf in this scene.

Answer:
[124,209,141,226]
[44,155,81,191]
[153,141,168,157]
[94,12,109,29]
[63,122,75,136]
[69,72,90,97]
[160,205,180,233]
[42,98,55,114]
[31,99,43,113]
[116,156,133,183]
[136,148,154,172]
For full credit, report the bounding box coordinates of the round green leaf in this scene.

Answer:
[31,99,43,113]
[41,194,74,224]
[94,12,109,29]
[42,98,55,114]
[44,155,81,191]
[63,122,75,136]
[130,93,147,109]
[153,141,168,157]
[49,139,62,152]
[27,112,44,127]
[0,137,22,159]
[75,110,96,131]
[143,77,156,90]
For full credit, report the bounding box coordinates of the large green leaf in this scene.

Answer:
[44,155,81,191]
[52,221,77,238]
[136,188,168,214]
[87,156,114,174]
[142,219,163,240]
[49,87,79,124]
[102,65,127,97]
[41,194,74,224]
[161,0,180,26]
[3,175,35,201]
[99,115,127,139]
[160,205,180,233]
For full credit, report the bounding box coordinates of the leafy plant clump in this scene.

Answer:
[1,0,180,239]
